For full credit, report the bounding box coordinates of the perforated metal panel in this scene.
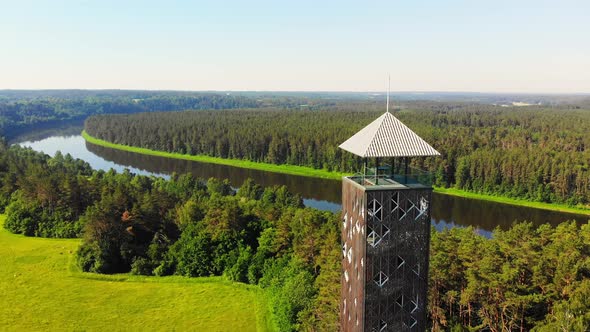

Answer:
[341,178,431,332]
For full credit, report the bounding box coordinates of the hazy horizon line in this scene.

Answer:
[1,88,589,96]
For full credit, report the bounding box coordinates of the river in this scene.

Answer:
[17,129,588,237]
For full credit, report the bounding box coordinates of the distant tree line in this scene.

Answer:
[0,91,260,139]
[1,142,589,330]
[85,104,590,206]
[0,89,352,140]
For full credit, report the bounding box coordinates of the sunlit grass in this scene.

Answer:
[82,130,345,180]
[434,187,590,216]
[0,214,274,331]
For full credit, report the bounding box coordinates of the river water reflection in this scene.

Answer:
[18,133,588,237]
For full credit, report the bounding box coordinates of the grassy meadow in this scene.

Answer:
[0,214,274,331]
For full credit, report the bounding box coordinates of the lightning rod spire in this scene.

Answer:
[386,74,390,113]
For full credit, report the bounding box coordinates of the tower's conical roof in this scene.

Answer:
[339,112,440,158]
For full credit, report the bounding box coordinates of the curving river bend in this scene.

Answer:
[17,129,588,238]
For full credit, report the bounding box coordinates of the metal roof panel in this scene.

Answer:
[338,112,440,158]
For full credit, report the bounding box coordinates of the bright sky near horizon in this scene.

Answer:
[1,0,589,93]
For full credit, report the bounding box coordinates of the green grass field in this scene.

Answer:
[0,214,274,331]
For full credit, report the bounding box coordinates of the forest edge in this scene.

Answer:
[82,130,590,217]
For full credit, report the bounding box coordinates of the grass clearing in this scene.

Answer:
[0,214,274,331]
[83,130,590,216]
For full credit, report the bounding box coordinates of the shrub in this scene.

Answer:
[4,193,38,236]
[76,242,101,272]
[225,246,252,283]
[130,257,153,276]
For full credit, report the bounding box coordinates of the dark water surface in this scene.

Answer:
[18,132,589,237]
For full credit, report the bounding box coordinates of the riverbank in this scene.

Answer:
[83,130,590,217]
[82,130,346,180]
[434,187,590,217]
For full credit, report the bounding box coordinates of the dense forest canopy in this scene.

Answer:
[0,142,338,331]
[1,142,589,330]
[2,91,590,330]
[85,103,590,206]
[3,89,589,139]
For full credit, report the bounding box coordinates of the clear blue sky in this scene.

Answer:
[1,0,589,92]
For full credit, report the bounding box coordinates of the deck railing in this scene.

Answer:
[348,164,434,187]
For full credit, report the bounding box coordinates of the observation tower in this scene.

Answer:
[338,108,440,331]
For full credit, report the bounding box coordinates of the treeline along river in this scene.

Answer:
[84,106,590,206]
[5,91,590,330]
[17,127,589,238]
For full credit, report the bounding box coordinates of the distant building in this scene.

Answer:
[339,111,440,331]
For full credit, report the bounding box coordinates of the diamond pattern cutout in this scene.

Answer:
[367,229,379,247]
[396,295,404,307]
[366,200,390,247]
[391,192,399,214]
[399,204,407,220]
[373,271,389,287]
[411,295,419,314]
[348,191,430,331]
[396,255,405,269]
[368,199,382,221]
[380,224,390,238]
[368,228,388,247]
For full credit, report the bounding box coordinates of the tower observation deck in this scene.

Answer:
[339,111,440,331]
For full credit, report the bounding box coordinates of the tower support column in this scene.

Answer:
[341,177,432,331]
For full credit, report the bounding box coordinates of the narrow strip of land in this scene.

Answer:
[82,130,345,180]
[83,131,590,216]
[435,187,590,216]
